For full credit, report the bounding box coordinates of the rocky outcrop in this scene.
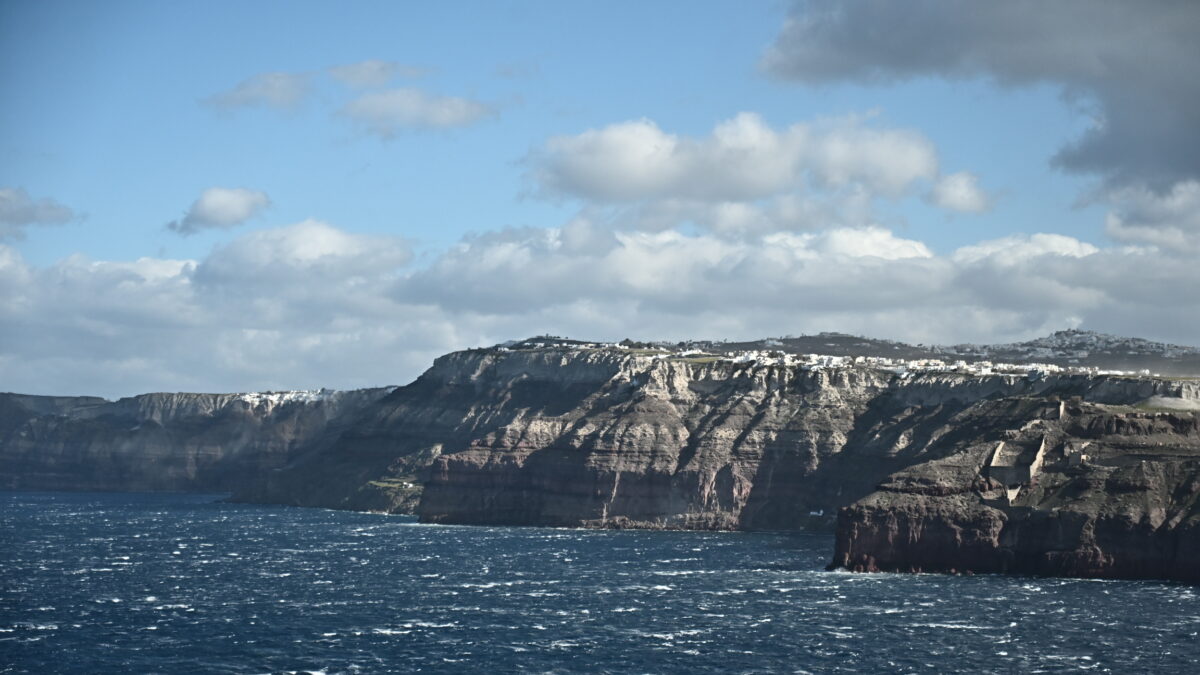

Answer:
[7,340,1198,581]
[0,388,392,494]
[233,346,1200,582]
[829,398,1200,582]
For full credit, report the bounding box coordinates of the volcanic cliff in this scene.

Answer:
[225,345,1200,581]
[0,388,393,494]
[6,336,1199,582]
[829,396,1200,582]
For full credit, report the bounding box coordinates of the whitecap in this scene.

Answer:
[372,628,412,636]
[913,622,994,630]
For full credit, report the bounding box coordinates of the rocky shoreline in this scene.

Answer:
[829,398,1200,582]
[4,338,1198,582]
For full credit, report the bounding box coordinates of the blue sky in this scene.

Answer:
[2,0,1198,396]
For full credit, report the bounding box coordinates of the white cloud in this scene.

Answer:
[815,226,933,260]
[0,187,76,240]
[205,72,311,110]
[341,88,494,136]
[809,121,940,195]
[0,221,418,398]
[1105,180,1200,251]
[329,60,427,88]
[530,113,939,203]
[396,225,937,318]
[5,217,1199,399]
[195,219,410,287]
[167,187,271,235]
[952,233,1099,266]
[930,172,991,213]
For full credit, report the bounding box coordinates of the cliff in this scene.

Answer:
[7,339,1199,581]
[0,388,393,494]
[828,397,1200,582]
[232,346,1200,586]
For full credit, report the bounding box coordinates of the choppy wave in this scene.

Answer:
[3,491,1199,673]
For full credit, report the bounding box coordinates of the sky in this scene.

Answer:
[2,0,1199,398]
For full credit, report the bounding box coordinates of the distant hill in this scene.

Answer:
[935,329,1200,375]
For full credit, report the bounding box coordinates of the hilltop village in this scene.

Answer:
[497,336,1159,379]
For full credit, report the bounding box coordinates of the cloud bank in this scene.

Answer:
[4,216,1198,398]
[762,0,1200,189]
[1104,180,1200,253]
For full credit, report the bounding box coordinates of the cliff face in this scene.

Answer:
[0,388,392,494]
[829,398,1200,582]
[10,343,1198,581]
[415,350,894,529]
[233,347,1200,575]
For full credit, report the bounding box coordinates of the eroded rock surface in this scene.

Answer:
[830,397,1200,582]
[233,346,1200,585]
[8,341,1198,581]
[0,389,392,494]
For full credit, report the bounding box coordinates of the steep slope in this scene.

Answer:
[829,397,1200,581]
[0,388,392,493]
[7,333,1199,581]
[234,346,1199,557]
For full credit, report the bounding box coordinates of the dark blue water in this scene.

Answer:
[2,492,1197,673]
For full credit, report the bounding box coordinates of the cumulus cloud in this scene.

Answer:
[952,233,1099,266]
[195,219,411,289]
[167,187,271,235]
[341,88,494,136]
[0,187,76,240]
[395,225,939,320]
[530,113,939,203]
[387,223,1196,352]
[5,217,1199,398]
[761,0,1200,189]
[205,72,311,110]
[527,113,991,238]
[1104,180,1200,252]
[0,221,418,398]
[930,172,991,213]
[328,60,427,88]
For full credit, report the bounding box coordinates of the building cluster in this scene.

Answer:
[498,338,1157,379]
[705,350,1154,378]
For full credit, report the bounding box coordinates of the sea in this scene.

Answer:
[2,492,1197,674]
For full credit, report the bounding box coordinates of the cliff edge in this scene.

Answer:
[7,333,1199,582]
[0,388,392,494]
[232,343,1200,582]
[829,396,1200,581]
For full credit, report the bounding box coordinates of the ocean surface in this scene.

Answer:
[2,492,1197,674]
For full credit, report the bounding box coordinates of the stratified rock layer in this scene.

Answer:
[0,389,392,494]
[8,343,1198,581]
[232,346,1200,580]
[830,398,1200,582]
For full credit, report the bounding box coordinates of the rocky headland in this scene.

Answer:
[4,331,1199,582]
[235,339,1200,581]
[0,388,394,494]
